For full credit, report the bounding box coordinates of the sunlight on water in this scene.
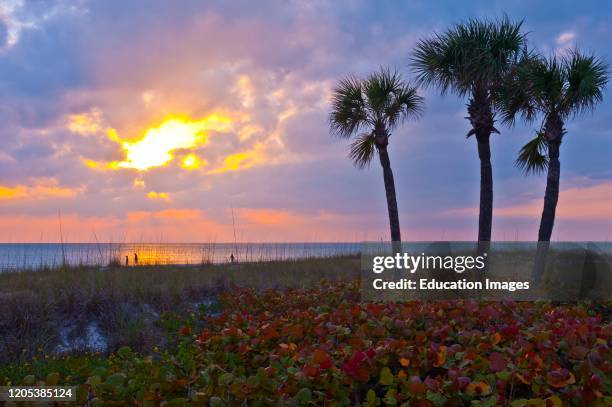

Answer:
[0,243,361,271]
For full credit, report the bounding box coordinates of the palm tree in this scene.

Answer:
[411,16,527,242]
[498,50,609,241]
[329,68,423,251]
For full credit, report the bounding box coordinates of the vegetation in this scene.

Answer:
[497,50,609,241]
[1,14,610,407]
[1,278,610,406]
[0,257,359,365]
[411,16,528,242]
[329,68,423,250]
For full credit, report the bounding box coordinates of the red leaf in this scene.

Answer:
[489,352,507,372]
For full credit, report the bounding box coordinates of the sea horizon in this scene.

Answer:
[2,241,610,272]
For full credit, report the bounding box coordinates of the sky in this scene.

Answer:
[1,0,611,243]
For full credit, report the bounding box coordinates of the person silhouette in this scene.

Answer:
[134,253,138,265]
[230,253,235,263]
[125,255,129,266]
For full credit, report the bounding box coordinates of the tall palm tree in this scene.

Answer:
[498,50,609,241]
[329,68,423,251]
[411,16,527,241]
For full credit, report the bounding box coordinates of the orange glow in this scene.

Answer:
[216,151,253,172]
[210,143,267,174]
[0,185,27,199]
[241,208,303,225]
[0,179,81,201]
[0,208,375,243]
[147,191,169,200]
[446,182,612,220]
[68,108,103,135]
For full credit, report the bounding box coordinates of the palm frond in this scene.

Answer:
[329,75,368,138]
[361,67,424,131]
[412,34,458,95]
[531,55,565,112]
[493,49,542,125]
[411,15,527,97]
[363,68,400,116]
[348,132,376,169]
[329,67,422,157]
[515,132,549,175]
[385,85,424,129]
[562,50,609,117]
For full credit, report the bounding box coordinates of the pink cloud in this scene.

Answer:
[0,208,379,243]
[499,182,612,220]
[446,182,612,221]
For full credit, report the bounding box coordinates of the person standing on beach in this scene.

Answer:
[134,253,138,265]
[125,255,129,266]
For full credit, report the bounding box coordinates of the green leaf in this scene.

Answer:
[209,396,225,407]
[426,392,447,406]
[384,388,398,405]
[496,370,511,381]
[218,372,234,386]
[379,366,394,386]
[105,372,127,388]
[366,389,377,405]
[471,396,498,407]
[22,375,36,386]
[45,372,60,386]
[296,388,312,405]
[246,375,259,388]
[92,367,108,378]
[117,346,132,358]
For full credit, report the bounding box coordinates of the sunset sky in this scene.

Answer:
[1,0,611,242]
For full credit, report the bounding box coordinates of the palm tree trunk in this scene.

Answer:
[533,117,563,283]
[477,135,493,242]
[378,146,402,252]
[538,136,561,242]
[532,141,559,283]
[468,89,495,242]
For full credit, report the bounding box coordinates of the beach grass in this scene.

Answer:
[0,256,360,365]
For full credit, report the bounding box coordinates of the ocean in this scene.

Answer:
[2,241,610,272]
[0,242,361,271]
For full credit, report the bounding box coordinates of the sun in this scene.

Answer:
[115,115,231,171]
[181,154,202,170]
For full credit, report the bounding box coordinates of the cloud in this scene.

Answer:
[0,207,375,243]
[556,31,575,45]
[445,181,612,221]
[146,191,169,200]
[207,139,287,174]
[240,208,330,226]
[67,108,104,135]
[0,0,86,49]
[496,182,612,220]
[1,1,611,242]
[555,30,576,54]
[0,178,82,201]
